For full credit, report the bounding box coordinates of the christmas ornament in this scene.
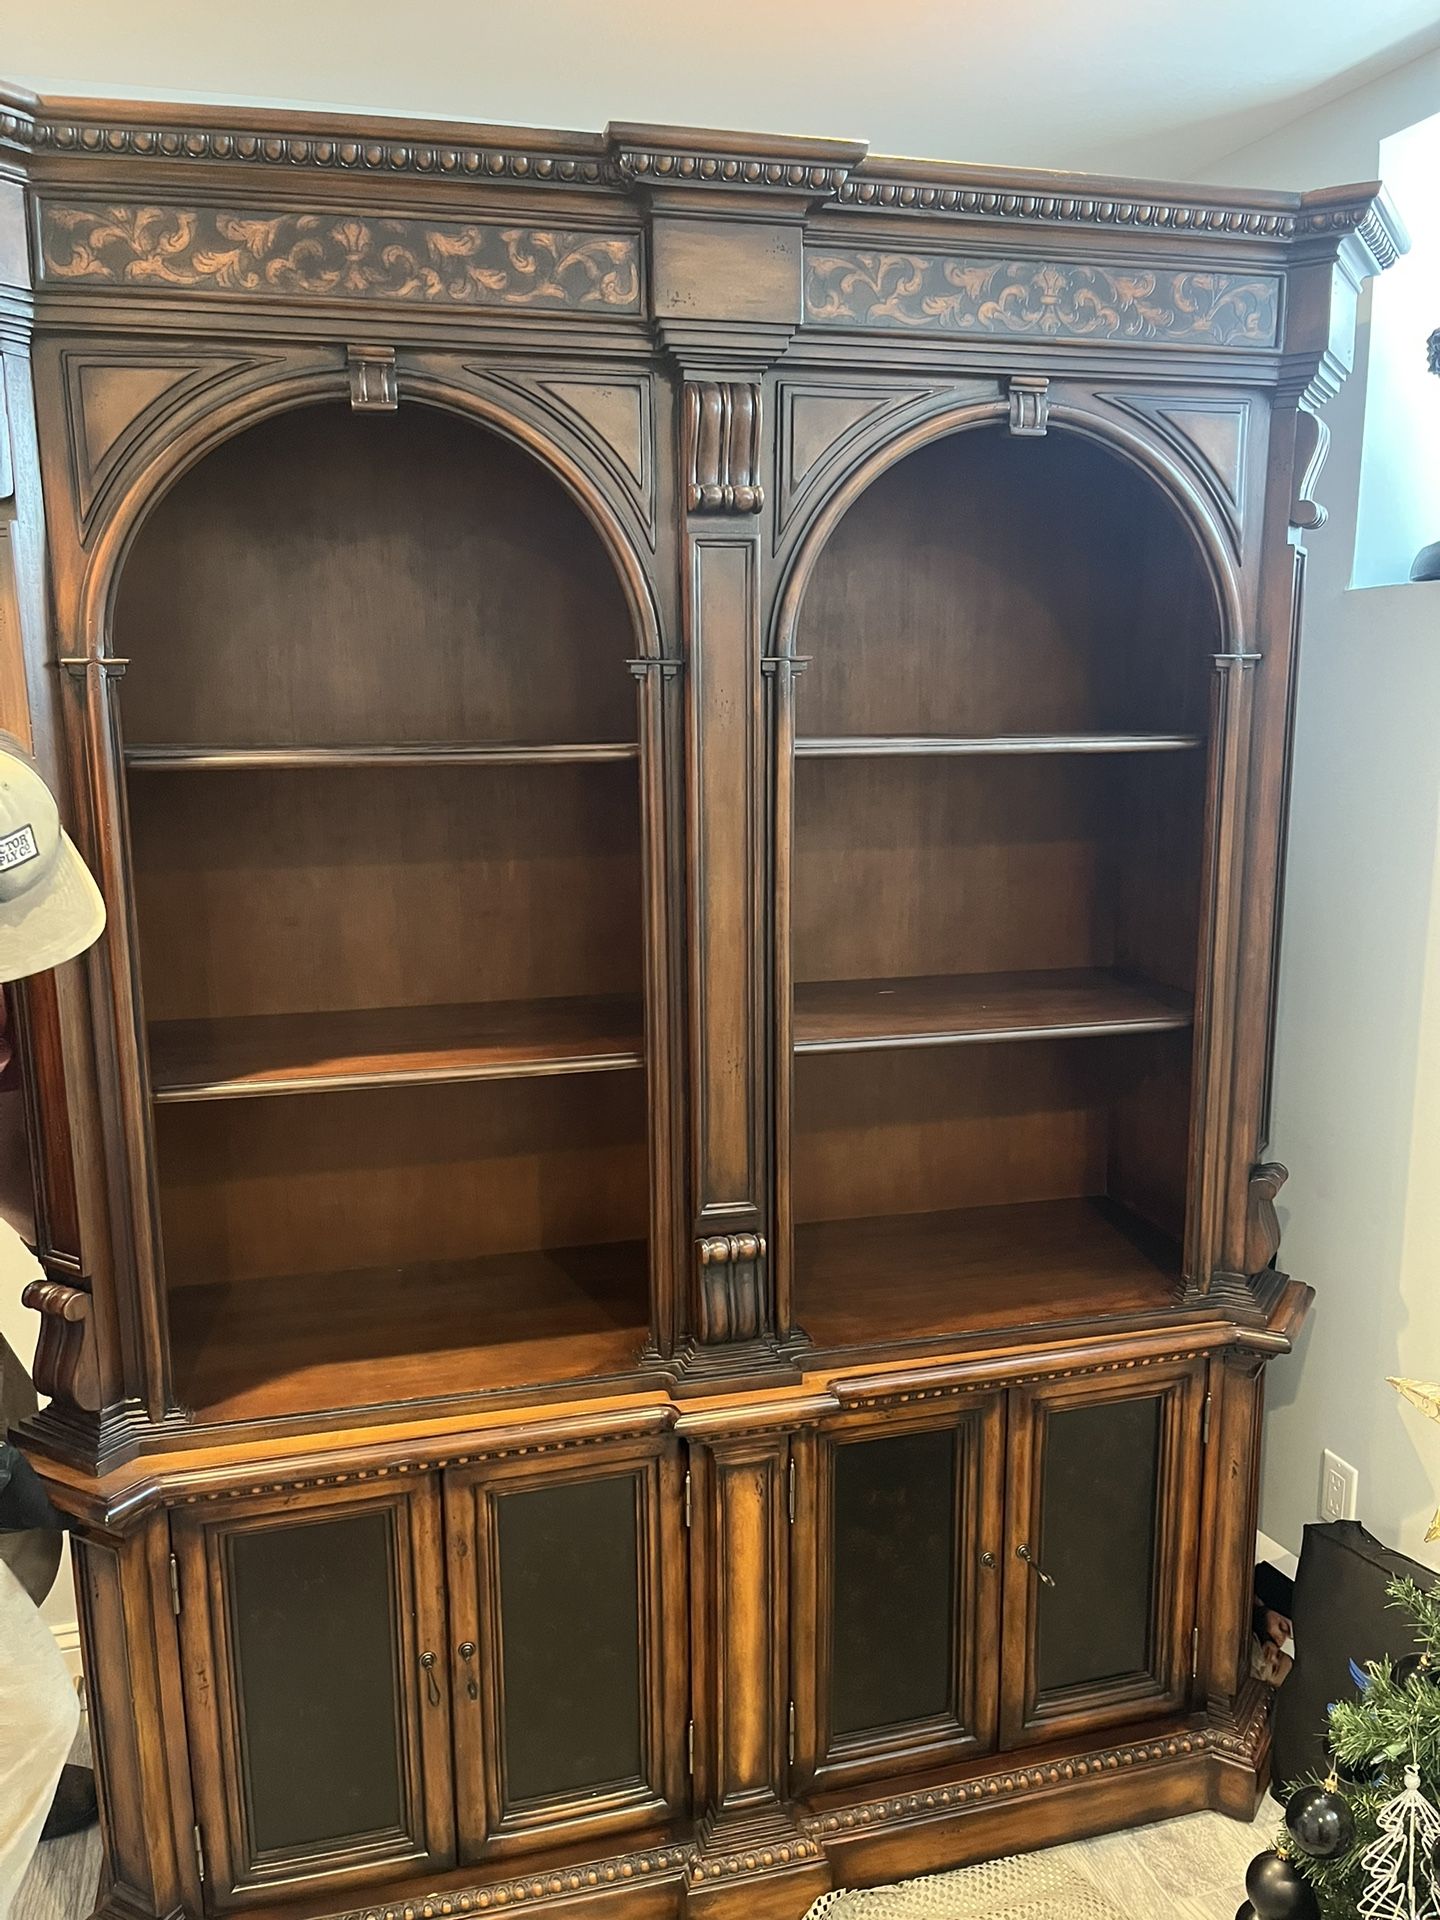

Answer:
[1357,1765,1440,1920]
[1237,1907,1258,1920]
[1287,1778,1357,1858]
[1246,1849,1320,1917]
[1395,1651,1437,1687]
[1388,1379,1440,1542]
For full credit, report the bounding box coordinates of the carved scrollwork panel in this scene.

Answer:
[804,248,1281,349]
[39,202,644,313]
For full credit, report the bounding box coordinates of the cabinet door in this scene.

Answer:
[792,1396,1004,1793]
[173,1480,454,1908]
[1000,1362,1205,1747]
[444,1434,688,1862]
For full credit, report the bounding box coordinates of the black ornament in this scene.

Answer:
[1245,1849,1320,1919]
[1395,1650,1436,1685]
[1285,1781,1356,1858]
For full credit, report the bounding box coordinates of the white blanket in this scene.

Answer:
[0,1560,77,1920]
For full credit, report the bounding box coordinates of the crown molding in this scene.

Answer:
[0,82,36,163]
[837,157,1409,261]
[31,104,610,184]
[8,89,1410,274]
[609,122,868,202]
[1293,182,1408,274]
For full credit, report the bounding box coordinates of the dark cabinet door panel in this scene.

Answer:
[793,1396,1004,1793]
[173,1481,454,1908]
[446,1434,687,1862]
[1002,1362,1205,1747]
[1035,1395,1161,1694]
[830,1424,957,1737]
[226,1511,407,1855]
[495,1472,644,1802]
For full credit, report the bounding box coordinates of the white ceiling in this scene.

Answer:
[8,0,1440,179]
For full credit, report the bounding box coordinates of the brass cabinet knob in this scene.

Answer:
[418,1649,440,1706]
[458,1641,478,1698]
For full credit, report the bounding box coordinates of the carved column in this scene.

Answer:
[680,380,775,1367]
[684,1426,829,1916]
[620,127,866,1384]
[1186,649,1260,1302]
[1201,194,1407,1308]
[1196,1346,1275,1813]
[74,1513,197,1920]
[0,90,124,1450]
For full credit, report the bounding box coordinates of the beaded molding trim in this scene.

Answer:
[33,114,607,183]
[317,1844,692,1919]
[804,1726,1234,1837]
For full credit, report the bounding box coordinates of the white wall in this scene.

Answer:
[1197,53,1440,1568]
[1352,110,1440,586]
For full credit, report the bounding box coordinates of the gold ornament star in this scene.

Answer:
[1389,1378,1440,1542]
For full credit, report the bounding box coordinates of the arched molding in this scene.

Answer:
[769,393,1244,662]
[76,361,663,664]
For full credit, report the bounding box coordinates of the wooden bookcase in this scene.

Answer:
[786,427,1211,1351]
[114,404,653,1421]
[0,84,1399,1920]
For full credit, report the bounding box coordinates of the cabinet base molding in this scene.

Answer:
[686,1810,829,1918]
[117,1713,1267,1920]
[806,1731,1258,1899]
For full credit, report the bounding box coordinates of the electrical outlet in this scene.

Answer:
[1320,1449,1359,1524]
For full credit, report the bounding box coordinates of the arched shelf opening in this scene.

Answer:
[784,421,1222,1351]
[113,400,654,1424]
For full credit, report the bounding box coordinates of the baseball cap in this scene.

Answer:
[0,738,105,983]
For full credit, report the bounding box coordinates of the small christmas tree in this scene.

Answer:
[1252,1578,1440,1919]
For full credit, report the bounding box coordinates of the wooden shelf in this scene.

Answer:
[125,742,640,770]
[167,1240,649,1424]
[794,969,1193,1054]
[795,734,1201,759]
[795,1197,1181,1350]
[149,996,644,1101]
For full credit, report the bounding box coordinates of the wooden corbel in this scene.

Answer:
[23,1275,101,1412]
[1008,375,1050,436]
[1289,406,1329,530]
[695,1232,767,1343]
[683,381,764,513]
[1244,1162,1288,1276]
[347,345,399,411]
